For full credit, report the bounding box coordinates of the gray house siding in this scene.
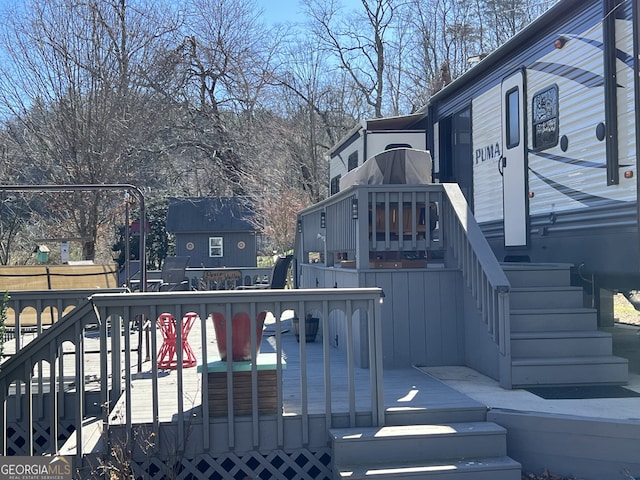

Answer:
[175,231,257,268]
[463,287,500,380]
[489,410,640,480]
[362,268,465,368]
[166,197,258,268]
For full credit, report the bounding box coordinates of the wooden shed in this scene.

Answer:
[166,197,257,268]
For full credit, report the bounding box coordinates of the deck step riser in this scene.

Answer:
[509,288,584,309]
[335,458,522,480]
[511,361,628,387]
[511,335,613,358]
[331,423,507,466]
[384,407,488,426]
[503,267,571,288]
[510,311,597,332]
[503,262,628,388]
[333,433,507,466]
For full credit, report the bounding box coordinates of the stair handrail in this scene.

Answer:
[0,298,108,460]
[441,184,511,359]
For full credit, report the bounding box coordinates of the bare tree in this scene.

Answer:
[401,0,557,108]
[0,0,179,261]
[157,0,281,197]
[0,0,561,265]
[304,0,396,118]
[272,33,356,202]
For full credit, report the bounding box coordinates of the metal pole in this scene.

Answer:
[124,192,130,289]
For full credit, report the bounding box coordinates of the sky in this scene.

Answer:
[255,0,363,26]
[255,0,305,25]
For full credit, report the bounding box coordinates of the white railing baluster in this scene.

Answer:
[1,288,385,463]
[346,299,355,427]
[74,319,84,464]
[199,303,210,451]
[441,184,511,374]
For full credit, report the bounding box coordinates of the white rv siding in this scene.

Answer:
[329,133,362,187]
[524,8,636,219]
[365,131,426,157]
[526,18,608,216]
[469,5,638,225]
[472,83,503,224]
[428,0,640,280]
[329,130,427,193]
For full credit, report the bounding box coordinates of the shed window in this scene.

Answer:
[209,237,223,257]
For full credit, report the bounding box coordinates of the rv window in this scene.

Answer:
[385,143,412,150]
[532,85,559,150]
[348,152,358,171]
[330,175,341,195]
[506,88,520,148]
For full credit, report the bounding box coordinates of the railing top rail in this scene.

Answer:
[442,183,510,292]
[5,288,126,299]
[297,184,445,215]
[89,287,385,307]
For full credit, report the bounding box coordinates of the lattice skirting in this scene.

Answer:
[5,420,75,456]
[130,448,332,480]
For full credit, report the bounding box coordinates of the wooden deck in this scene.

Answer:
[11,313,638,426]
[105,316,640,480]
[109,315,485,425]
[4,301,640,479]
[6,313,639,426]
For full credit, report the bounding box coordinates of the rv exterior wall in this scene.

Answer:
[428,0,640,283]
[472,82,503,224]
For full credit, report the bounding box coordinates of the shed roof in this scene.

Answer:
[166,197,255,233]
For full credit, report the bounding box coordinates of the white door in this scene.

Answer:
[500,71,528,247]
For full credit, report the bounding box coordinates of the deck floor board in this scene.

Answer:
[112,317,484,424]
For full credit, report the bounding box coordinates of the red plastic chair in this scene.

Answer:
[157,312,198,369]
[211,311,266,361]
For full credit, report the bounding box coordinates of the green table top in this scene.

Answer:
[197,352,286,373]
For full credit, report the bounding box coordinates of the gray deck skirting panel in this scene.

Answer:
[488,409,640,480]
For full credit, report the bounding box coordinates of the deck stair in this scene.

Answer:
[330,420,521,479]
[58,417,104,456]
[504,263,628,387]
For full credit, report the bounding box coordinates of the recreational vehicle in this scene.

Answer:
[325,0,640,314]
[428,0,640,299]
[328,114,427,194]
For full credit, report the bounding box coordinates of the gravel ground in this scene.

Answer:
[614,292,640,326]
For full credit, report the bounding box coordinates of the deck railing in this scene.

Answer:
[440,185,512,385]
[296,183,511,384]
[297,184,444,269]
[1,289,126,349]
[0,288,384,464]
